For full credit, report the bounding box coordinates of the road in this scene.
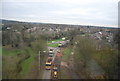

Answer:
[51,50,62,80]
[42,70,51,79]
[42,40,68,80]
[42,47,60,79]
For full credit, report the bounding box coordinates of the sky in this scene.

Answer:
[1,0,119,27]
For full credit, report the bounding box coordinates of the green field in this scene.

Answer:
[48,43,58,47]
[48,39,63,43]
[47,38,63,47]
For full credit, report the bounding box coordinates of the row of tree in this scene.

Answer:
[73,36,119,79]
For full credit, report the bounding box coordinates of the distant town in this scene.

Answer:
[1,19,119,45]
[1,19,119,79]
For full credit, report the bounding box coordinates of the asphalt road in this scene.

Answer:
[42,70,51,79]
[51,51,62,80]
[42,41,67,80]
[42,47,59,79]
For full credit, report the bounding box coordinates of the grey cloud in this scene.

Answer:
[2,0,118,27]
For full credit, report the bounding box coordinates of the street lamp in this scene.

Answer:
[38,50,46,71]
[38,51,41,71]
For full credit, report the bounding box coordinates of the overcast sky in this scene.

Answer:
[1,0,119,27]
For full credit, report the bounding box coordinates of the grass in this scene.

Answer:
[47,43,58,47]
[2,48,21,56]
[48,39,63,43]
[20,47,34,75]
[62,48,71,62]
[2,46,35,78]
[0,46,2,56]
[47,38,63,47]
[3,56,18,79]
[61,66,72,79]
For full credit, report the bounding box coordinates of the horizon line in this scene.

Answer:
[1,18,118,28]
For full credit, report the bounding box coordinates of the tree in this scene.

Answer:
[113,29,120,50]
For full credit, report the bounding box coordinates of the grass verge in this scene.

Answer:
[61,66,72,79]
[62,48,71,62]
[20,47,34,75]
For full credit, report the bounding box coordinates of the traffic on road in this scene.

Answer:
[42,38,66,80]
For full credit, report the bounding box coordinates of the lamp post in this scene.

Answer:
[38,51,41,71]
[38,50,46,71]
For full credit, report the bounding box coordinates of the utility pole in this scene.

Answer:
[38,51,41,71]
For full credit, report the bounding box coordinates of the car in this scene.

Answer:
[53,71,57,78]
[58,43,62,47]
[49,49,54,53]
[57,49,60,53]
[53,67,58,71]
[49,53,54,57]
